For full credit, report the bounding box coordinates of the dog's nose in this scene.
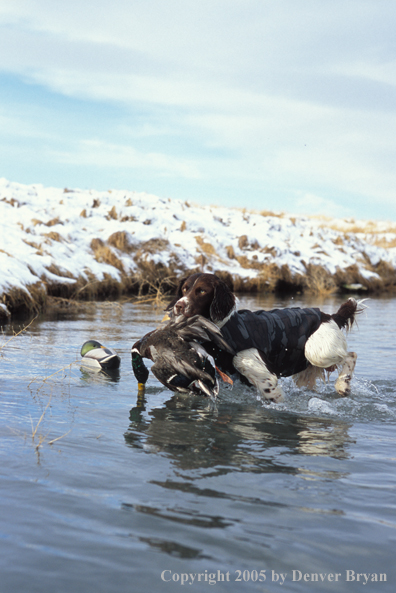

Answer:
[174,301,185,315]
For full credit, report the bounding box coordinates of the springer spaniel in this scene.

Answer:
[167,273,365,402]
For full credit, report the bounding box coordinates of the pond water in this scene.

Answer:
[1,294,395,593]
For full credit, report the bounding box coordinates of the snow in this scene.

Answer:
[1,177,395,316]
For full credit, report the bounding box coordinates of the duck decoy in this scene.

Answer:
[80,340,121,370]
[131,315,235,397]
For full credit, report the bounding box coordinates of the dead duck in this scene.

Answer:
[80,340,121,370]
[131,315,235,397]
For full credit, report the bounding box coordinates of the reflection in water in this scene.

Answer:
[124,391,353,539]
[138,535,210,560]
[296,421,353,458]
[124,502,233,529]
[125,392,354,480]
[79,366,121,383]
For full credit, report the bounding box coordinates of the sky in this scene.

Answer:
[1,0,396,221]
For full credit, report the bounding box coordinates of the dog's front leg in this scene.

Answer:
[233,348,284,403]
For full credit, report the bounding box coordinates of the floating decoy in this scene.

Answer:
[131,315,235,397]
[80,340,121,370]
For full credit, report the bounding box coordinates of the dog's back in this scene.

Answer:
[221,308,322,378]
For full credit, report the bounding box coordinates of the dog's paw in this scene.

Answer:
[259,385,284,403]
[335,375,352,397]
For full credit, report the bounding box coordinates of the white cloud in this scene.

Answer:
[1,1,396,219]
[294,193,355,219]
[54,139,201,179]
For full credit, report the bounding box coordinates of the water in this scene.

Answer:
[1,294,395,592]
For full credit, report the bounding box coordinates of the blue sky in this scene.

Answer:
[1,0,396,221]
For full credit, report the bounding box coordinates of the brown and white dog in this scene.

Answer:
[167,272,365,402]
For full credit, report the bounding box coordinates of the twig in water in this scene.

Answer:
[0,316,37,353]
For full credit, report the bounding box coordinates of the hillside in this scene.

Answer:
[1,178,396,320]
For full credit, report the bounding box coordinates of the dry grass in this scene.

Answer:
[46,296,85,314]
[107,231,135,253]
[235,255,263,270]
[319,218,396,238]
[22,239,42,250]
[1,283,46,319]
[138,238,170,254]
[331,235,345,246]
[195,237,235,271]
[132,239,177,288]
[225,245,235,259]
[195,235,217,256]
[90,238,124,272]
[41,231,65,243]
[1,196,20,207]
[123,276,177,304]
[44,263,75,279]
[46,217,63,227]
[132,260,175,291]
[71,273,126,300]
[260,210,285,218]
[30,216,63,227]
[371,236,396,248]
[238,235,249,250]
[302,264,337,296]
[107,206,118,220]
[237,235,260,251]
[0,248,12,257]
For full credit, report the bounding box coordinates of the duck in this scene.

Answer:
[80,340,121,370]
[131,315,235,397]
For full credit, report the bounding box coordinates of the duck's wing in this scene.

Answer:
[151,346,215,385]
[152,366,218,397]
[151,355,219,398]
[171,315,236,355]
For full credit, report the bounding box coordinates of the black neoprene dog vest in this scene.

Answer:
[220,308,322,378]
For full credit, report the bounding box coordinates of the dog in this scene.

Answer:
[167,272,365,402]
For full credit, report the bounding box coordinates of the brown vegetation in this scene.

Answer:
[2,228,396,322]
[107,231,135,253]
[90,239,124,272]
[2,283,47,319]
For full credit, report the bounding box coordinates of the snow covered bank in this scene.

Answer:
[1,178,396,320]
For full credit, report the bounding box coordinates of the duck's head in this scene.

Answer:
[131,346,150,386]
[81,340,103,357]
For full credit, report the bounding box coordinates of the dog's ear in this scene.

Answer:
[210,280,236,323]
[165,276,188,311]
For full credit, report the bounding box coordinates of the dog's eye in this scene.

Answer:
[198,289,206,295]
[182,286,188,293]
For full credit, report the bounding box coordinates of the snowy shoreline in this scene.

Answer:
[1,178,396,320]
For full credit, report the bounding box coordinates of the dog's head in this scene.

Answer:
[166,273,236,325]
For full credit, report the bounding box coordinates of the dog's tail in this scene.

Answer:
[331,298,367,331]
